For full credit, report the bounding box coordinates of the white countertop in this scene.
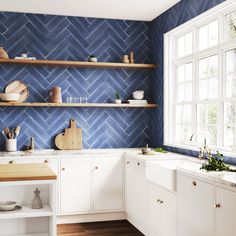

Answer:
[0,148,141,158]
[2,148,236,188]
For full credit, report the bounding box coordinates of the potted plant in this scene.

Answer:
[115,92,121,104]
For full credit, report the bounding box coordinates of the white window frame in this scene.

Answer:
[164,0,236,158]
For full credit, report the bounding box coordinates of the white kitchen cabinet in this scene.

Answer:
[215,186,236,236]
[125,156,147,228]
[93,155,123,211]
[177,174,214,236]
[60,157,92,213]
[148,182,176,236]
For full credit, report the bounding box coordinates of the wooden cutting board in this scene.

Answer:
[55,119,82,150]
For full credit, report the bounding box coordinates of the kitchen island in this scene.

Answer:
[0,163,57,236]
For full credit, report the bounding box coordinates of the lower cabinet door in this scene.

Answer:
[148,182,176,236]
[147,183,162,236]
[215,186,236,236]
[60,158,92,213]
[177,174,214,236]
[93,155,123,211]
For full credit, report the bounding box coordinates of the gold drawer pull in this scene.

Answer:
[157,199,164,204]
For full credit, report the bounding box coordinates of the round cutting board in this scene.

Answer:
[5,80,29,102]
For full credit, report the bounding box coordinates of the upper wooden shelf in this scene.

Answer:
[0,59,157,69]
[0,102,158,108]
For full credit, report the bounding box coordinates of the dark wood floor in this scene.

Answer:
[57,220,144,236]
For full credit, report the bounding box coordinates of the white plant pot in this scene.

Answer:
[5,139,17,152]
[115,99,122,104]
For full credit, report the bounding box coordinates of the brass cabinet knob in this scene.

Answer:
[157,199,164,204]
[192,181,197,186]
[95,166,98,170]
[44,160,48,163]
[62,167,65,171]
[214,203,221,208]
[9,160,15,164]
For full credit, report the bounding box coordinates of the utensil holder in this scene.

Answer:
[5,139,17,152]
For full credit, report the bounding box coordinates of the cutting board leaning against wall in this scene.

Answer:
[55,119,82,150]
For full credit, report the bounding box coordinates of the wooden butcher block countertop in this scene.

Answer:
[0,163,57,182]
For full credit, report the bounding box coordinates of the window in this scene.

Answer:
[164,1,236,156]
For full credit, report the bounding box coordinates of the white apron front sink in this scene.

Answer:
[146,159,201,191]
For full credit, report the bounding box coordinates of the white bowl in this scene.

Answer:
[0,93,20,102]
[0,201,17,211]
[132,90,144,100]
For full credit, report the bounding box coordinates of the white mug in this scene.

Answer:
[5,139,17,152]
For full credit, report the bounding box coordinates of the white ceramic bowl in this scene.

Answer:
[132,90,144,100]
[0,93,20,102]
[0,201,17,211]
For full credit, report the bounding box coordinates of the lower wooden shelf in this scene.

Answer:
[0,102,158,108]
[2,233,49,236]
[0,204,53,220]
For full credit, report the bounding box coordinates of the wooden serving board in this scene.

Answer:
[55,119,82,150]
[5,80,29,102]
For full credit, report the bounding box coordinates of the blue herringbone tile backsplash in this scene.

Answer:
[0,0,227,152]
[0,12,154,150]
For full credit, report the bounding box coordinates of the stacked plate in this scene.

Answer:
[128,99,147,104]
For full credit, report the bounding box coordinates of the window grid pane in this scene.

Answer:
[226,11,236,40]
[175,105,192,144]
[199,20,219,50]
[198,55,218,100]
[177,63,192,102]
[177,32,193,58]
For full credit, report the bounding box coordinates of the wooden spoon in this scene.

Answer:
[14,126,21,138]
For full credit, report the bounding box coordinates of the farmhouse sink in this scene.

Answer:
[146,159,201,191]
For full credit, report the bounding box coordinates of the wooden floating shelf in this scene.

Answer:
[0,102,158,108]
[0,59,157,69]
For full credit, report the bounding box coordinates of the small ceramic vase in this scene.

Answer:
[0,47,9,59]
[115,99,122,104]
[88,55,97,62]
[48,87,62,103]
[122,55,129,63]
[32,188,43,209]
[130,51,134,63]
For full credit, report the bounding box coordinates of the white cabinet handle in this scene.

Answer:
[214,203,221,208]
